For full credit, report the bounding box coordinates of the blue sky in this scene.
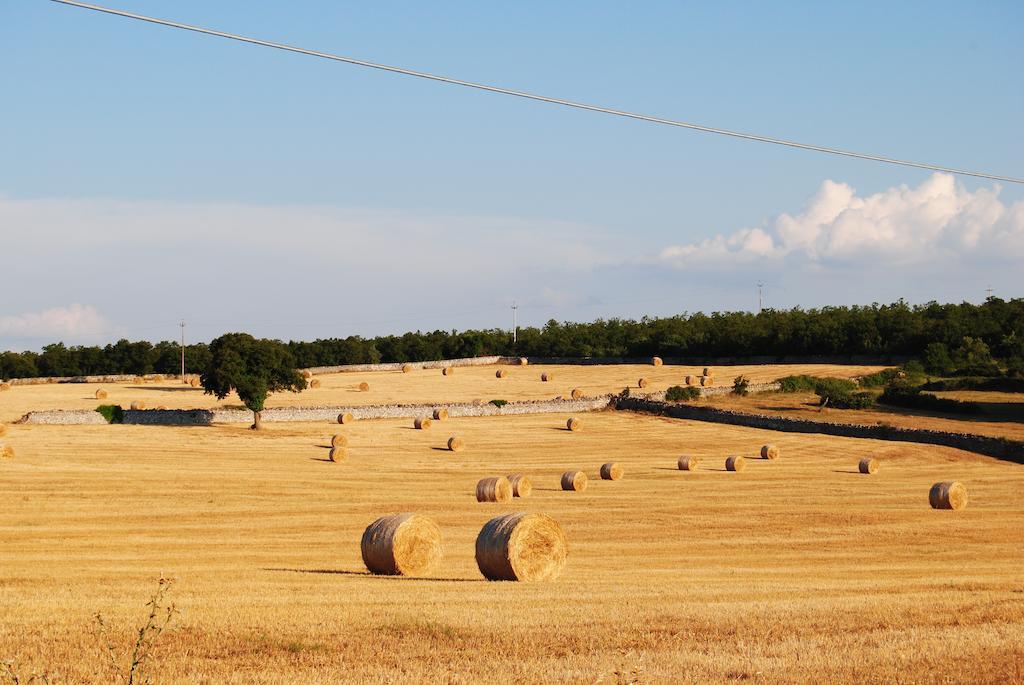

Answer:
[2,1,1022,349]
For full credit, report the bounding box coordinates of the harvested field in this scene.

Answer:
[0,411,1022,683]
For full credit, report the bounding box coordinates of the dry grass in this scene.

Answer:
[0,402,1022,682]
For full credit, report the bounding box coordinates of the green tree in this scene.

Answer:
[201,333,306,429]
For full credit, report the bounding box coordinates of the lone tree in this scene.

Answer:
[201,333,306,430]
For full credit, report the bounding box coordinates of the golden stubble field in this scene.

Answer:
[2,406,1023,683]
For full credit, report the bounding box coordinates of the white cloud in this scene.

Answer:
[0,304,110,341]
[655,174,1024,268]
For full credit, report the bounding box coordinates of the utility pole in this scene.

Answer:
[511,301,518,345]
[985,285,994,300]
[179,320,186,382]
[757,282,764,314]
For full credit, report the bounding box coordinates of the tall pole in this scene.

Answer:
[757,283,764,314]
[985,285,994,300]
[179,320,186,382]
[511,301,518,345]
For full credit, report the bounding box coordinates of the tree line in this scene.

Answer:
[2,298,1022,380]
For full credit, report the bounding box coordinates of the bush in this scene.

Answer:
[920,377,1024,393]
[732,375,750,396]
[857,368,904,388]
[879,381,982,415]
[823,390,875,410]
[665,385,701,402]
[923,342,955,375]
[777,375,818,393]
[95,404,124,424]
[489,399,508,407]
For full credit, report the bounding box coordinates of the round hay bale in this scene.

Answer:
[541,372,554,382]
[414,417,433,430]
[678,455,699,471]
[700,376,714,387]
[570,388,583,400]
[432,408,449,421]
[760,444,780,460]
[476,476,512,503]
[189,378,199,388]
[858,457,878,475]
[361,513,442,577]
[638,378,650,389]
[518,357,529,366]
[358,381,370,392]
[507,473,532,497]
[95,388,108,400]
[302,370,313,379]
[475,512,567,582]
[566,417,581,432]
[600,462,624,481]
[442,367,454,376]
[337,412,355,425]
[0,382,11,392]
[132,377,144,385]
[560,470,588,492]
[496,369,508,379]
[929,481,967,510]
[725,456,746,472]
[130,401,146,411]
[309,379,321,389]
[0,424,6,438]
[447,436,464,452]
[1,445,14,459]
[329,447,347,462]
[155,405,168,411]
[684,375,695,386]
[401,363,413,374]
[152,374,164,382]
[330,434,348,448]
[652,356,663,366]
[702,367,712,376]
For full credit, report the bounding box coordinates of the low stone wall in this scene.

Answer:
[526,356,908,366]
[617,397,1024,463]
[304,356,518,375]
[7,373,180,386]
[16,410,109,425]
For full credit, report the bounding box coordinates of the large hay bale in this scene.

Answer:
[358,381,370,392]
[570,388,583,400]
[684,375,695,386]
[302,370,313,379]
[432,408,449,421]
[95,388,108,400]
[337,412,355,425]
[414,417,433,430]
[600,462,624,481]
[189,377,200,388]
[652,356,663,366]
[929,481,967,510]
[702,367,712,376]
[401,363,413,374]
[638,378,649,389]
[329,447,347,462]
[725,455,746,472]
[541,372,554,382]
[442,367,454,376]
[507,473,532,497]
[678,456,699,471]
[447,436,464,452]
[361,513,442,577]
[475,512,567,582]
[566,417,581,432]
[858,457,878,475]
[0,382,10,392]
[760,444,780,460]
[560,470,587,492]
[331,434,348,448]
[496,369,508,379]
[152,374,165,382]
[518,357,529,366]
[476,476,512,503]
[130,401,146,411]
[700,376,714,387]
[309,379,321,389]
[1,445,13,459]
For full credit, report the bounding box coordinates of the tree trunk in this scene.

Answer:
[251,410,263,430]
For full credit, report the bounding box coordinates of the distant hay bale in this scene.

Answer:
[929,481,967,510]
[442,367,454,376]
[652,356,663,366]
[155,405,168,411]
[414,417,433,430]
[700,376,714,387]
[130,401,146,411]
[518,357,529,366]
[95,388,108,400]
[678,456,699,471]
[337,412,355,425]
[858,457,878,475]
[560,470,588,492]
[361,513,442,577]
[447,436,464,452]
[401,363,413,374]
[600,462,624,481]
[152,374,164,382]
[566,417,581,432]
[684,376,695,386]
[570,388,583,400]
[760,444,780,460]
[475,512,567,582]
[496,369,508,379]
[0,382,10,392]
[302,370,313,379]
[702,367,712,376]
[189,378,200,388]
[0,425,6,438]
[132,377,144,385]
[309,379,321,389]
[329,447,347,462]
[331,434,348,448]
[725,456,746,472]
[541,372,554,382]
[432,408,449,421]
[638,377,650,389]
[476,476,512,503]
[507,473,532,497]
[1,445,13,459]
[358,381,370,391]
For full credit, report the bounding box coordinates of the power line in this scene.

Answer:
[50,0,1024,185]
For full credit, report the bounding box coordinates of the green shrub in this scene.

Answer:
[920,376,1024,393]
[665,385,701,402]
[777,375,819,393]
[857,368,903,388]
[732,375,750,396]
[489,399,508,407]
[823,390,875,410]
[95,404,124,424]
